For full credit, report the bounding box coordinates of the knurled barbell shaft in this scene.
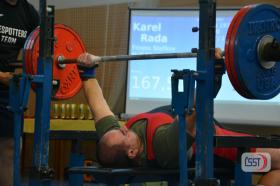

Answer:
[10,44,280,69]
[6,52,197,69]
[58,45,280,67]
[58,52,198,65]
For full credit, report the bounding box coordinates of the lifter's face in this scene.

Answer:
[103,126,139,151]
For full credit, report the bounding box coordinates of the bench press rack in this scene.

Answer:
[8,0,280,186]
[9,1,55,186]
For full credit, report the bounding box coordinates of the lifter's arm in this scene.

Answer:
[0,50,23,86]
[0,72,12,86]
[79,53,115,122]
[83,79,114,122]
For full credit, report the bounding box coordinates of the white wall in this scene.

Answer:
[27,0,159,10]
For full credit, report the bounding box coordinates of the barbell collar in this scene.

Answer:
[57,56,67,68]
[257,35,280,69]
[261,40,280,62]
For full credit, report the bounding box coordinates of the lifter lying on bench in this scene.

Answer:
[78,50,280,185]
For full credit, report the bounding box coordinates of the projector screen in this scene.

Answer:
[125,9,280,125]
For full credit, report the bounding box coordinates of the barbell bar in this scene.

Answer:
[57,52,198,67]
[21,4,280,100]
[56,41,280,68]
[12,40,280,70]
[10,51,198,69]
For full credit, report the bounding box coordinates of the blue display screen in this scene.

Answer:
[126,9,280,125]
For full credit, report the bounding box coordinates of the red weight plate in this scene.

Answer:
[29,29,40,75]
[225,5,253,98]
[29,30,39,74]
[228,5,255,98]
[27,28,40,75]
[23,28,39,74]
[29,29,41,91]
[224,11,240,93]
[225,6,248,96]
[27,24,84,99]
[52,24,84,99]
[225,5,252,98]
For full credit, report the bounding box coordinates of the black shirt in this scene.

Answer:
[0,0,38,99]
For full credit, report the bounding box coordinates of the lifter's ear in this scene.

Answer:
[127,148,138,159]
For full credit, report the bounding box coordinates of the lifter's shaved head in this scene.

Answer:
[97,127,141,167]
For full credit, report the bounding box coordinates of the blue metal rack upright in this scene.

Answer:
[194,0,217,185]
[29,2,55,186]
[171,69,196,186]
[9,74,31,186]
[9,1,55,186]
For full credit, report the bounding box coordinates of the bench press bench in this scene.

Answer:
[68,166,234,186]
[49,131,234,185]
[49,131,280,186]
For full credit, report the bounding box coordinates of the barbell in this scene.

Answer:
[57,52,197,66]
[22,4,280,100]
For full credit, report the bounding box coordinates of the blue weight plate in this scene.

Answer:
[233,4,280,100]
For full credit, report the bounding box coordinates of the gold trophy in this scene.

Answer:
[65,104,71,119]
[52,103,60,119]
[87,105,93,120]
[60,103,66,119]
[70,104,78,119]
[79,104,85,120]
